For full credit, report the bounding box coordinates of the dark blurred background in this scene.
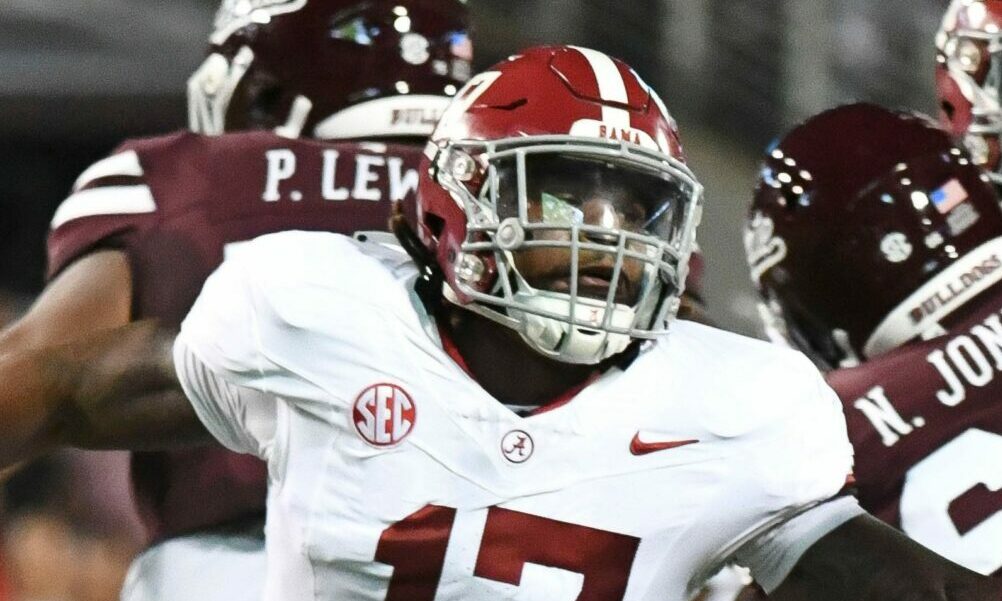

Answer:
[0,1,947,599]
[1,0,946,333]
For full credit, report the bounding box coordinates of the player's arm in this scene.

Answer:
[0,251,208,467]
[0,250,131,354]
[0,318,206,468]
[771,513,1001,601]
[0,250,132,466]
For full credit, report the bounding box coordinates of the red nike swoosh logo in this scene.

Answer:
[630,433,699,456]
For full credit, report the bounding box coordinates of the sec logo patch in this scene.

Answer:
[353,383,416,447]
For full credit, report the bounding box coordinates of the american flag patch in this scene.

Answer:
[450,33,473,61]
[930,179,968,214]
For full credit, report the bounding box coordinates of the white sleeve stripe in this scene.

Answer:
[571,46,631,128]
[73,151,144,192]
[50,185,156,229]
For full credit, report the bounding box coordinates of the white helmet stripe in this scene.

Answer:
[571,46,631,128]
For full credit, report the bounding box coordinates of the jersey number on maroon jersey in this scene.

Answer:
[900,428,1002,575]
[376,504,641,600]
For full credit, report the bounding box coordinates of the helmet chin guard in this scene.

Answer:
[510,291,637,364]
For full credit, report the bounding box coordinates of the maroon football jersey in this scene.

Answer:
[47,130,423,541]
[828,285,1002,576]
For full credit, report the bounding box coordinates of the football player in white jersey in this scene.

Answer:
[3,45,1001,601]
[172,46,1000,601]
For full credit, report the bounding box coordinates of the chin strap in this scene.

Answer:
[274,95,314,139]
[390,205,444,308]
[832,329,861,369]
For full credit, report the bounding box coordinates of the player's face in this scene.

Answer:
[495,154,688,305]
[514,197,647,305]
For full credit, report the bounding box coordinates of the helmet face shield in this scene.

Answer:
[495,153,694,246]
[434,135,703,363]
[491,153,697,308]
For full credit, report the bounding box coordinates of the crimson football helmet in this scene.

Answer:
[747,103,1002,369]
[936,0,1002,181]
[189,0,472,139]
[405,45,704,365]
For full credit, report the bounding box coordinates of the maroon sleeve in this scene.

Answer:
[45,132,192,280]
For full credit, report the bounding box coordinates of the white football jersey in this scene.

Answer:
[175,231,859,601]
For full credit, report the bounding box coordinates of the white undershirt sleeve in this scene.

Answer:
[174,337,277,459]
[734,496,866,593]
